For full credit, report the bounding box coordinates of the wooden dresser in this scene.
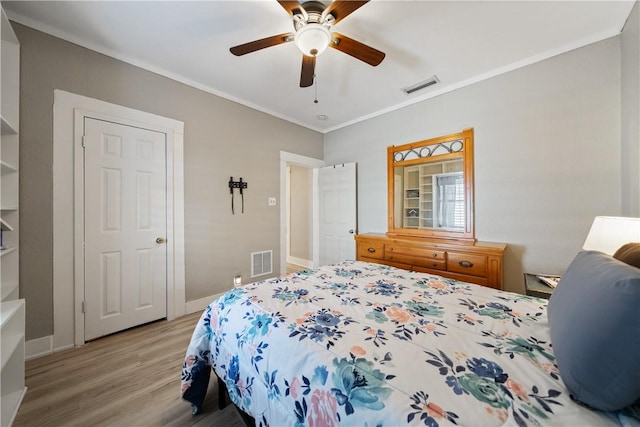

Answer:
[355,233,506,290]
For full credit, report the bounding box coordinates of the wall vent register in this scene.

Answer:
[252,250,273,278]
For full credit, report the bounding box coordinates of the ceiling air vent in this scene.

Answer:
[401,75,440,95]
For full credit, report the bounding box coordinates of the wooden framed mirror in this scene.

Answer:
[387,128,475,242]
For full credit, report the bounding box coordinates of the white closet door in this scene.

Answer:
[84,118,167,341]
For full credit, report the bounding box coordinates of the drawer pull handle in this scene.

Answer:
[458,260,474,268]
[432,253,438,258]
[389,247,394,252]
[367,247,376,253]
[431,262,438,267]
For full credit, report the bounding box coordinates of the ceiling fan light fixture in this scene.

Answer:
[295,23,331,57]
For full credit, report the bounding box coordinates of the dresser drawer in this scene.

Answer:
[385,244,445,260]
[383,253,447,271]
[447,252,487,277]
[384,252,418,266]
[413,258,447,271]
[357,241,384,260]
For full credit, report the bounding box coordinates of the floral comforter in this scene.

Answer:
[181,261,634,426]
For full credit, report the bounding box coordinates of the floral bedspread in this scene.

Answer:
[181,261,631,426]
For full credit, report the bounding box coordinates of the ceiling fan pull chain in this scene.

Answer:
[314,74,319,104]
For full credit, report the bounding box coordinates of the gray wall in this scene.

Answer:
[289,165,312,261]
[17,17,637,340]
[324,37,622,294]
[622,1,640,217]
[15,24,323,340]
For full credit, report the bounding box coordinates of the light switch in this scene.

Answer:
[268,197,277,206]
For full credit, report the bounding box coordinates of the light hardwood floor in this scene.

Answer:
[14,312,245,427]
[286,263,306,274]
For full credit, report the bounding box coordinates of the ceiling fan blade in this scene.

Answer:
[330,32,385,66]
[300,55,316,87]
[230,33,293,56]
[277,1,306,18]
[322,1,368,25]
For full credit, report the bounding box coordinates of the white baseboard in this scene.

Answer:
[287,256,313,268]
[26,335,53,360]
[28,298,223,361]
[185,292,225,314]
[26,335,76,360]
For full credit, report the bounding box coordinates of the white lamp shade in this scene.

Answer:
[294,23,331,57]
[582,216,640,255]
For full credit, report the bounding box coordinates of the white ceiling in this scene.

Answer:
[3,0,635,133]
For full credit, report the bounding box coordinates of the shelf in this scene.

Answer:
[1,330,21,371]
[0,300,24,373]
[0,299,22,327]
[1,387,26,427]
[0,116,17,136]
[0,281,19,303]
[0,247,17,257]
[0,160,17,175]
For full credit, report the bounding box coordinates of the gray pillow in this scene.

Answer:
[547,250,640,411]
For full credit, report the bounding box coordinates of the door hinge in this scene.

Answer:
[81,301,86,313]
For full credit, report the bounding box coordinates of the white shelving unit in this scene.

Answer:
[1,7,25,427]
[1,300,24,427]
[401,159,463,230]
[402,166,420,228]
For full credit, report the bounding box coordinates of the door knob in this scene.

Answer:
[348,229,355,234]
[156,237,166,244]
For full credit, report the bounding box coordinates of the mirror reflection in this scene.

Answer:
[394,157,464,230]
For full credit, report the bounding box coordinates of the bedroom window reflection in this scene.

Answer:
[435,172,464,229]
[395,158,464,230]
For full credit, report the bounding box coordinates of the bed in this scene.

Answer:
[181,258,640,426]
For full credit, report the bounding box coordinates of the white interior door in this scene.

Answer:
[317,163,357,265]
[84,117,167,341]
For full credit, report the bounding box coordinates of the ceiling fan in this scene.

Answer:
[230,0,385,88]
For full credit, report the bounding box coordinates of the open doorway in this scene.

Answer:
[286,164,313,272]
[279,152,324,275]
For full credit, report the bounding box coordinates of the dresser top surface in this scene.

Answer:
[355,233,506,253]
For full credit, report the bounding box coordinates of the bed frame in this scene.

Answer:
[216,374,255,426]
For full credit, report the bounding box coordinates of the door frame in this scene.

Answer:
[279,151,324,275]
[53,90,185,349]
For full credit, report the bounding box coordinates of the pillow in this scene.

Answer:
[613,242,640,268]
[547,250,640,411]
